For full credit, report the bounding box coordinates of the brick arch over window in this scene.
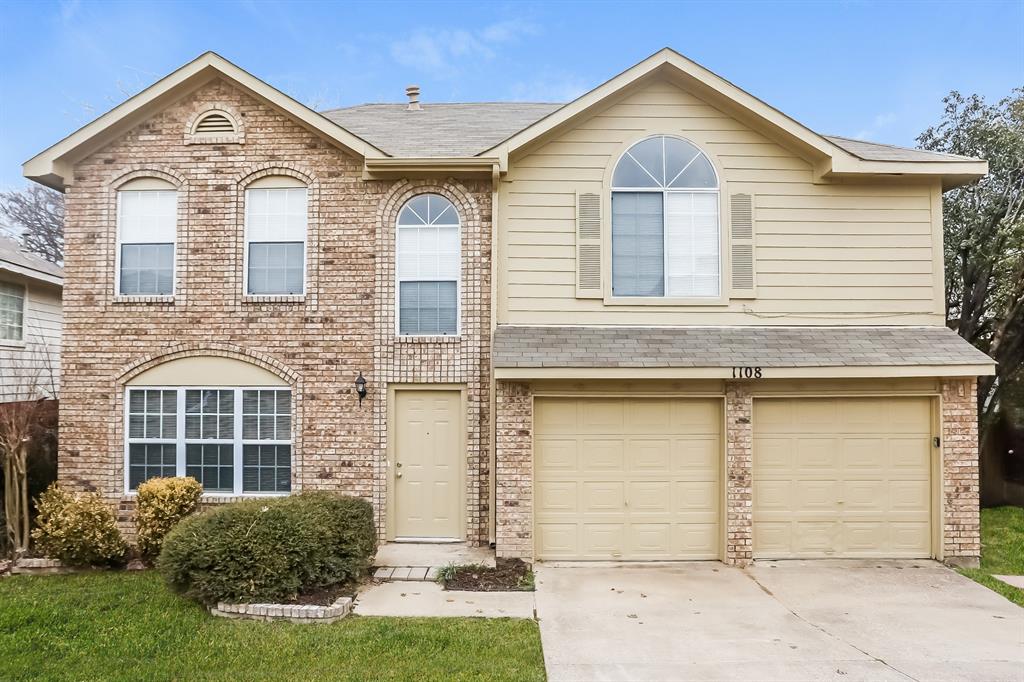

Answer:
[116,342,300,387]
[109,166,187,191]
[376,179,482,233]
[236,164,317,190]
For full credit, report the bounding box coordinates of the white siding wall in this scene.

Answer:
[498,79,944,326]
[0,274,61,402]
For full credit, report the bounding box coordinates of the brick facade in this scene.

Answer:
[940,378,981,566]
[60,78,491,542]
[494,381,532,558]
[493,380,981,566]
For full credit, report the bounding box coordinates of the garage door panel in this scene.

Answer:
[890,438,931,470]
[672,437,720,475]
[629,481,671,513]
[580,439,625,471]
[629,438,671,472]
[796,438,841,470]
[754,437,793,473]
[583,524,625,556]
[582,481,625,512]
[534,397,721,561]
[535,439,577,473]
[753,396,933,559]
[676,524,719,558]
[629,524,671,555]
[536,481,577,514]
[536,524,577,558]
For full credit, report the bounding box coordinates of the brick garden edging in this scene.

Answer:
[10,558,70,575]
[211,597,352,624]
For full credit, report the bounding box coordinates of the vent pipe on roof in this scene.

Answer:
[406,85,421,111]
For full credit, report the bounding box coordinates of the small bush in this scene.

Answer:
[158,492,376,605]
[135,477,203,558]
[31,484,128,567]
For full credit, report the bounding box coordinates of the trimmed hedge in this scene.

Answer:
[135,477,204,558]
[31,484,128,567]
[157,492,376,605]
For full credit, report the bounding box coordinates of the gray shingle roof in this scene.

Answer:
[321,103,561,157]
[319,102,979,163]
[0,236,63,283]
[493,326,993,369]
[823,136,982,163]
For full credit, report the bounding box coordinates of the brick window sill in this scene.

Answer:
[112,295,176,305]
[396,335,462,344]
[242,295,307,304]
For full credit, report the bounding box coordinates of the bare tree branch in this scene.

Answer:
[0,186,65,264]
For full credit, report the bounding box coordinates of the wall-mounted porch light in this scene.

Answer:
[355,372,368,404]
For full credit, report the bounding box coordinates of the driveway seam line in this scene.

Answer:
[741,568,922,682]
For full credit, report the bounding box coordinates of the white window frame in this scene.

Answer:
[610,135,722,300]
[394,194,461,337]
[123,386,293,497]
[243,185,308,296]
[0,280,26,346]
[115,188,178,297]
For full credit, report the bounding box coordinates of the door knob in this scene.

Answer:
[396,471,403,478]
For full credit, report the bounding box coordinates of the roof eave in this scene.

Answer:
[0,262,63,287]
[818,157,989,190]
[363,156,502,179]
[494,363,995,380]
[23,52,386,192]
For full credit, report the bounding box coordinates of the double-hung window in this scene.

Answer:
[126,386,292,495]
[396,194,460,335]
[611,136,721,298]
[0,281,25,342]
[117,184,177,296]
[245,179,307,295]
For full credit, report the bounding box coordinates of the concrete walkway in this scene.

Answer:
[354,581,535,619]
[535,560,1024,682]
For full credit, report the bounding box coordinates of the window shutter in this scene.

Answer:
[576,191,602,298]
[729,193,756,298]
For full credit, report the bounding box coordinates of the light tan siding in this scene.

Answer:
[498,79,943,325]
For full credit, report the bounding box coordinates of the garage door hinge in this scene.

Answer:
[933,436,941,448]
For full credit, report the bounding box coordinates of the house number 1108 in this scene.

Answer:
[732,366,763,379]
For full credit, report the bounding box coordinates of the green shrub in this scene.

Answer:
[157,492,376,605]
[135,477,204,558]
[31,484,128,567]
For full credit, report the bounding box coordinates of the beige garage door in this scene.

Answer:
[534,397,721,560]
[753,397,933,559]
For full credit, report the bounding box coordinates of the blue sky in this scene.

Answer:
[1,0,1021,189]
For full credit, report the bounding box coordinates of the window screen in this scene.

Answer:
[118,190,176,296]
[246,187,306,295]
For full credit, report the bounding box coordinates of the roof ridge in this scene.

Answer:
[321,101,564,112]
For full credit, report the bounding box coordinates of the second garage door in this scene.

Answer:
[534,397,721,560]
[753,396,934,559]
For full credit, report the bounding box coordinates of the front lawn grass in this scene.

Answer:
[0,571,546,681]
[959,505,1024,607]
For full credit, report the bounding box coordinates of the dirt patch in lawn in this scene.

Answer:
[282,582,357,606]
[443,558,534,592]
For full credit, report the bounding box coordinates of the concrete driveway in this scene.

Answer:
[535,561,1024,681]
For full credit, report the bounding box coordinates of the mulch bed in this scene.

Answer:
[443,558,533,592]
[281,582,356,606]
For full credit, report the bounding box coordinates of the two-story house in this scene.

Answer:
[23,49,992,566]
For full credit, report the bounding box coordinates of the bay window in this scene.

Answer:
[611,136,721,298]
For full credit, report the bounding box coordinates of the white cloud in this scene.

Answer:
[853,112,897,141]
[389,18,538,79]
[508,71,589,102]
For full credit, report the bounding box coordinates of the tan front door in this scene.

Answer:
[393,390,463,539]
[534,397,721,560]
[753,396,933,559]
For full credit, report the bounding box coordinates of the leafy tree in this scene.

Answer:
[0,185,64,264]
[917,88,1024,447]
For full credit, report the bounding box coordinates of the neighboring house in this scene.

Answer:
[0,236,62,403]
[23,49,993,566]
